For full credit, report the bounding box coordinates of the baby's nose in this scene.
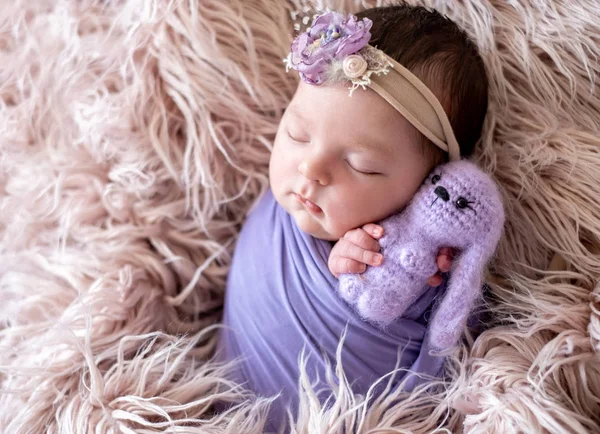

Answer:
[298,160,330,186]
[434,186,450,202]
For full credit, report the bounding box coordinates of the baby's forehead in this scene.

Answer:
[291,81,399,115]
[287,83,423,151]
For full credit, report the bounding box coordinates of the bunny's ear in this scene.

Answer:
[425,173,505,352]
[425,243,494,352]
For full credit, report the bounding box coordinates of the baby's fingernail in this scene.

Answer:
[373,227,383,237]
[372,253,383,265]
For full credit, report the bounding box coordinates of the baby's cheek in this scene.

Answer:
[325,223,348,242]
[269,149,291,189]
[325,209,360,240]
[325,187,390,237]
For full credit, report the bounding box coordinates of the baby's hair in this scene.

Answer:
[356,3,489,160]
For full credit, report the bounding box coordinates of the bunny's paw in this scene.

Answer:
[399,248,437,277]
[338,274,364,303]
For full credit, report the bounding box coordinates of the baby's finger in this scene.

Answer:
[339,239,383,266]
[329,256,366,277]
[427,273,443,287]
[362,223,384,239]
[437,254,452,273]
[439,247,452,256]
[344,228,380,252]
[439,247,457,259]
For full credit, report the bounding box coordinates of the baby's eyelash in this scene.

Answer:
[346,160,382,176]
[287,131,308,143]
[357,169,381,176]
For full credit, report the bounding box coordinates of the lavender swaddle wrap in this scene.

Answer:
[216,189,451,432]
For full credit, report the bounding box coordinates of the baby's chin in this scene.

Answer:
[288,209,338,241]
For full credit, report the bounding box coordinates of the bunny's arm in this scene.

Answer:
[354,242,437,325]
[398,244,438,278]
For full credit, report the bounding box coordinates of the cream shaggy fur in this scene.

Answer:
[0,0,599,432]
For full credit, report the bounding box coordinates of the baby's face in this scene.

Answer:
[269,81,435,241]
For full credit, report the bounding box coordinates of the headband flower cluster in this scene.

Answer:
[284,12,393,93]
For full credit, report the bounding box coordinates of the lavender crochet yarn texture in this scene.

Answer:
[339,160,505,351]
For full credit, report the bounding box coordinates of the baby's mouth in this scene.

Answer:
[293,193,323,214]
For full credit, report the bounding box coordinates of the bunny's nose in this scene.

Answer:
[434,186,450,202]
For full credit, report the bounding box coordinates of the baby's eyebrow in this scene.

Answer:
[286,106,311,124]
[353,139,395,158]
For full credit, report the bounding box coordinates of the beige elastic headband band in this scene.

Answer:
[367,50,461,161]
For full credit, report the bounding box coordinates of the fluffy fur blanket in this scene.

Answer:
[1,0,599,432]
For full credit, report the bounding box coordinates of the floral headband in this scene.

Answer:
[284,11,461,161]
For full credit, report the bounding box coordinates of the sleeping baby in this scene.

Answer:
[216,4,496,432]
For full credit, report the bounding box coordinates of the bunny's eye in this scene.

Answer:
[431,174,441,184]
[455,197,476,213]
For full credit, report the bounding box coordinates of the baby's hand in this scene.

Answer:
[329,224,455,287]
[328,224,384,278]
[428,247,455,287]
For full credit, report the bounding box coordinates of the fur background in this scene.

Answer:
[0,0,599,432]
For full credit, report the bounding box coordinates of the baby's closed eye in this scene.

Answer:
[287,129,309,143]
[345,157,385,176]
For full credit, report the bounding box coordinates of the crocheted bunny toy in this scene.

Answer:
[338,160,505,351]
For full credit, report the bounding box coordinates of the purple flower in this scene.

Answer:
[288,12,372,84]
